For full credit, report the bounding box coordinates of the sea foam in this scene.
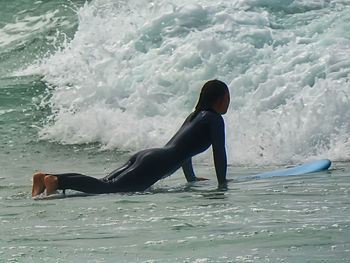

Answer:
[28,0,350,165]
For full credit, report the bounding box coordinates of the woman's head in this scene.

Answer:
[195,80,230,115]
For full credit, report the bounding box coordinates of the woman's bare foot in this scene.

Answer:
[32,172,47,197]
[44,175,58,196]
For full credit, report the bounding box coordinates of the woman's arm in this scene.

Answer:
[210,115,227,185]
[182,158,196,182]
[182,158,208,182]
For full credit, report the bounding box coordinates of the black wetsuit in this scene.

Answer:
[54,110,227,193]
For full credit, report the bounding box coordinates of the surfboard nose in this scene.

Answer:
[318,159,332,171]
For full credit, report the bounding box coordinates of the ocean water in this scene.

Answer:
[1,0,350,262]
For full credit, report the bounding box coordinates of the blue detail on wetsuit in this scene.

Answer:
[54,110,227,193]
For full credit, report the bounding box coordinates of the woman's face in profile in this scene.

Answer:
[216,92,230,115]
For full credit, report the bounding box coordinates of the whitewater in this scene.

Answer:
[20,0,350,166]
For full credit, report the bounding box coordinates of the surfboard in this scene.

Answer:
[240,159,331,181]
[33,159,331,200]
[33,191,91,200]
[33,191,66,200]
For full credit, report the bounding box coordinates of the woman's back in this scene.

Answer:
[165,110,225,161]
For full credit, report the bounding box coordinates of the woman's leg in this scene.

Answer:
[36,157,138,196]
[101,158,135,182]
[31,155,140,196]
[37,149,171,195]
[45,173,115,195]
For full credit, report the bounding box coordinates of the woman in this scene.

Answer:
[32,79,230,196]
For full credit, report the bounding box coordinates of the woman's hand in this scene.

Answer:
[195,177,209,181]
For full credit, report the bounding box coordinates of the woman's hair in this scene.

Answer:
[192,79,228,118]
